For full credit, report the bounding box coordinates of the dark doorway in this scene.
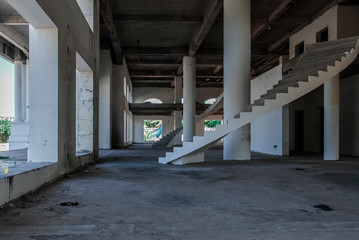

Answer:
[317,27,329,42]
[294,110,304,151]
[319,107,324,153]
[295,41,305,56]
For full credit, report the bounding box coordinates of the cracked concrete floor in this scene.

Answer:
[1,144,359,239]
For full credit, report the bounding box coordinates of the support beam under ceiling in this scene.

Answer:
[100,0,123,64]
[251,0,294,41]
[0,25,28,56]
[0,14,28,25]
[177,0,223,75]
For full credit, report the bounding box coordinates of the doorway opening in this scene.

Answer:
[144,120,162,142]
[294,110,304,151]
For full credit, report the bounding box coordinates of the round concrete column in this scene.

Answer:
[21,62,27,121]
[183,56,196,142]
[14,61,23,122]
[223,0,251,160]
[324,75,339,160]
[25,60,30,122]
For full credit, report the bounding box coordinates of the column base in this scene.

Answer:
[172,151,204,165]
[8,122,29,150]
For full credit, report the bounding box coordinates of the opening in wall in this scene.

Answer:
[76,0,94,32]
[295,41,305,57]
[144,120,162,142]
[316,27,329,43]
[76,52,93,154]
[294,110,304,152]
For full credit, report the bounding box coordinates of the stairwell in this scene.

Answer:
[152,92,223,149]
[159,37,359,165]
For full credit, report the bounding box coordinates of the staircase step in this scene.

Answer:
[158,37,359,165]
[306,37,358,50]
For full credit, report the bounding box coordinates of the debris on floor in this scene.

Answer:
[314,204,333,211]
[59,202,79,207]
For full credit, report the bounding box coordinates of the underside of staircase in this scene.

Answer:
[159,36,359,165]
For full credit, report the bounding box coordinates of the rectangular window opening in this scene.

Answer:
[316,27,329,43]
[295,41,305,56]
[144,120,162,142]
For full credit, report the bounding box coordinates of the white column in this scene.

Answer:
[21,62,27,121]
[173,76,183,145]
[25,60,30,122]
[28,26,58,163]
[99,50,112,149]
[223,0,251,160]
[183,56,196,142]
[324,75,339,160]
[174,76,182,128]
[14,61,23,122]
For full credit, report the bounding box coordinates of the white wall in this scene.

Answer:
[133,87,223,104]
[28,27,58,163]
[289,6,338,58]
[99,50,112,149]
[112,58,133,148]
[250,64,287,155]
[133,87,174,103]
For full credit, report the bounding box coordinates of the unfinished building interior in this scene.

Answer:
[1,0,359,238]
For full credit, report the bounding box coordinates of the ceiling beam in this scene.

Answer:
[123,47,187,56]
[100,0,123,64]
[126,58,222,65]
[113,14,203,23]
[212,65,223,74]
[177,0,224,75]
[188,0,223,57]
[0,25,28,57]
[251,0,294,41]
[0,14,28,25]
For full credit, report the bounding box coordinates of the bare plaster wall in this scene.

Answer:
[251,64,287,155]
[289,6,338,59]
[112,58,133,148]
[133,87,223,104]
[33,0,100,173]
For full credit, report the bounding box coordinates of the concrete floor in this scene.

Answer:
[1,144,359,239]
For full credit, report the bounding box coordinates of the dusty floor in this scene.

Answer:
[1,144,359,239]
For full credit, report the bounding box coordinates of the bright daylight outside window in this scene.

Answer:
[0,57,14,153]
[144,120,162,142]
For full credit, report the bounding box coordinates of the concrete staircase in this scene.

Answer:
[152,92,223,149]
[159,37,359,165]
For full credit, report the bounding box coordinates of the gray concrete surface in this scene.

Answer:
[0,144,359,239]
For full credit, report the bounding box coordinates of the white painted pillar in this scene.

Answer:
[223,0,251,160]
[14,61,23,122]
[99,50,112,149]
[324,75,340,160]
[28,26,58,163]
[173,76,183,145]
[21,62,27,121]
[174,76,182,128]
[183,56,196,142]
[25,60,30,122]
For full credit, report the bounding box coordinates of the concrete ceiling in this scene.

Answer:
[0,0,357,87]
[100,0,359,88]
